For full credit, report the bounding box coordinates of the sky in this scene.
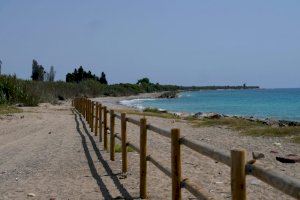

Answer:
[0,1,299,88]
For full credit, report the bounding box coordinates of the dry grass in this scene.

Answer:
[194,117,266,130]
[0,105,22,115]
[193,117,300,143]
[115,108,179,119]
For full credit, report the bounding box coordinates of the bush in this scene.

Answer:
[0,76,180,106]
[0,75,39,106]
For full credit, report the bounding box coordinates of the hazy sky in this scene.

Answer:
[0,1,299,88]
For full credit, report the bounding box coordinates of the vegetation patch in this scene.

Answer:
[115,108,179,119]
[0,105,22,115]
[195,117,266,130]
[143,107,166,113]
[114,143,134,153]
[0,75,181,106]
[193,117,300,143]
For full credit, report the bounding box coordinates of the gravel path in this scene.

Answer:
[0,103,139,200]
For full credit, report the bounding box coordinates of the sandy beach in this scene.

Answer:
[0,94,299,199]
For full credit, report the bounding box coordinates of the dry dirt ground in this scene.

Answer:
[0,99,299,200]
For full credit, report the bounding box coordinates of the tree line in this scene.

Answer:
[31,60,108,84]
[65,66,107,84]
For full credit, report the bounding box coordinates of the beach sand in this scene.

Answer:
[0,94,299,199]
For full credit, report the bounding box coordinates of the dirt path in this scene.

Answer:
[0,103,139,200]
[0,100,299,199]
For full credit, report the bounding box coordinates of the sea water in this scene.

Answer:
[120,89,300,122]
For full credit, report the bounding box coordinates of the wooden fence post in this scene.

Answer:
[81,98,83,114]
[95,102,99,136]
[231,149,246,200]
[85,98,88,119]
[110,110,115,161]
[171,128,182,200]
[103,106,108,150]
[121,113,127,173]
[89,100,92,127]
[81,98,84,114]
[88,100,91,125]
[85,99,87,117]
[78,98,82,114]
[91,101,94,132]
[77,98,80,113]
[140,117,147,199]
[99,104,102,142]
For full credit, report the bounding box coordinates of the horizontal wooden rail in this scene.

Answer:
[126,117,141,126]
[147,124,171,139]
[246,163,300,199]
[182,180,213,200]
[115,113,122,120]
[147,155,172,178]
[180,138,231,167]
[115,133,121,141]
[127,141,140,153]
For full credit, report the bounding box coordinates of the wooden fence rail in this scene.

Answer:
[73,97,300,200]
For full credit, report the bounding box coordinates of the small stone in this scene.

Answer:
[252,152,265,160]
[27,193,36,197]
[48,132,52,134]
[250,179,260,186]
[273,142,282,147]
[215,181,223,184]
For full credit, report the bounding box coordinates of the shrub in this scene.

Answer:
[0,76,180,106]
[0,75,39,106]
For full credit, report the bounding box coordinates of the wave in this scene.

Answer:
[119,98,156,110]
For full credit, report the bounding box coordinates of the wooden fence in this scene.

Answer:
[72,97,300,200]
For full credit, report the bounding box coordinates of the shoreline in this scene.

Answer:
[94,91,300,126]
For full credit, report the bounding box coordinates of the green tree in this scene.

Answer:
[137,77,150,85]
[99,72,108,84]
[31,59,45,81]
[66,66,107,84]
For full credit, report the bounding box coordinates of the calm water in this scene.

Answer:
[121,89,300,121]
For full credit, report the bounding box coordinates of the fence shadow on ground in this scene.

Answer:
[74,110,113,199]
[74,109,135,200]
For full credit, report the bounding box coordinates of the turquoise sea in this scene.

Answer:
[121,89,300,122]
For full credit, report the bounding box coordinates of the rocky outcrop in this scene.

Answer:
[193,112,222,119]
[239,117,300,127]
[158,91,178,99]
[278,120,300,127]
